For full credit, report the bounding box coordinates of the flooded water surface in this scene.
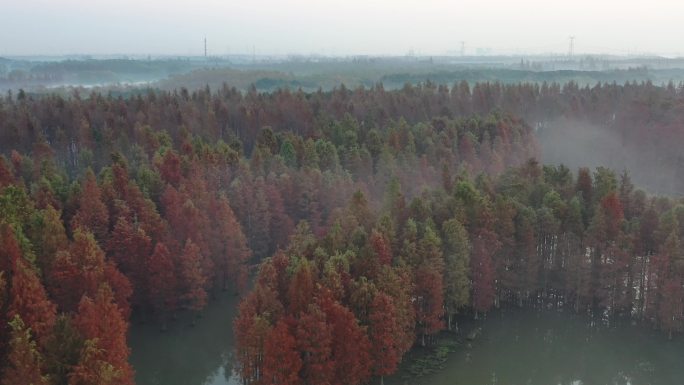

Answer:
[387,309,684,385]
[130,301,684,385]
[128,294,241,385]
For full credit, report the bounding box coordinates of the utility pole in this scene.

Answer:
[568,36,575,58]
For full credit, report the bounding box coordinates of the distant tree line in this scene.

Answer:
[1,80,682,191]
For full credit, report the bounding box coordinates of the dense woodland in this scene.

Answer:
[2,79,683,192]
[0,81,683,385]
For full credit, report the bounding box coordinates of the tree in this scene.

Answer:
[156,149,182,187]
[234,300,271,384]
[413,227,445,344]
[280,139,297,168]
[68,339,122,385]
[178,239,208,313]
[0,155,14,188]
[251,264,285,323]
[319,293,372,385]
[471,231,497,316]
[0,271,6,350]
[287,258,314,316]
[2,315,49,385]
[370,229,392,266]
[208,195,251,292]
[146,242,177,323]
[375,266,415,354]
[413,265,444,345]
[49,230,132,316]
[70,169,109,242]
[43,315,84,385]
[106,216,152,308]
[296,303,334,385]
[442,218,470,330]
[655,229,684,338]
[265,182,294,252]
[0,221,23,275]
[73,285,133,385]
[262,318,302,385]
[8,257,57,347]
[576,167,593,226]
[369,292,401,385]
[658,276,683,339]
[33,205,68,273]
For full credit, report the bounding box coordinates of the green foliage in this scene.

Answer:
[404,337,461,378]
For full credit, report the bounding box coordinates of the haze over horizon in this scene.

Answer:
[3,0,684,57]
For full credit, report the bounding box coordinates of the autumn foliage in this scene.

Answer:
[1,81,683,385]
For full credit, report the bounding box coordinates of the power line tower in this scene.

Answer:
[460,41,466,56]
[204,37,207,58]
[568,36,575,58]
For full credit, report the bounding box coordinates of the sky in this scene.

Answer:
[2,0,684,57]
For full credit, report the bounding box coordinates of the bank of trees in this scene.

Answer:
[235,160,684,385]
[0,84,536,384]
[0,82,682,385]
[2,80,682,193]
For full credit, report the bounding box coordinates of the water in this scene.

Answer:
[386,309,684,385]
[129,301,684,385]
[128,293,241,385]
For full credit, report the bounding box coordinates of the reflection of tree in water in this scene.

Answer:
[222,350,237,384]
[129,293,241,385]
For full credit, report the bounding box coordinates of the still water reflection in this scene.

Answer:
[387,309,684,385]
[130,298,684,385]
[128,294,241,385]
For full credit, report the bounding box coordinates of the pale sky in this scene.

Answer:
[2,0,683,57]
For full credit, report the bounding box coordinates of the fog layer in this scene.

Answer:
[539,118,684,196]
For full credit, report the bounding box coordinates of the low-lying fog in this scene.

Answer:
[538,119,684,196]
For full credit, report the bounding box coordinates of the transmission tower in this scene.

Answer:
[460,41,466,56]
[568,36,575,58]
[204,37,207,58]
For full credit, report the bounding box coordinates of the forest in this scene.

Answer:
[5,55,684,93]
[0,80,683,385]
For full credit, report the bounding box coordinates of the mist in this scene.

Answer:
[538,118,684,196]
